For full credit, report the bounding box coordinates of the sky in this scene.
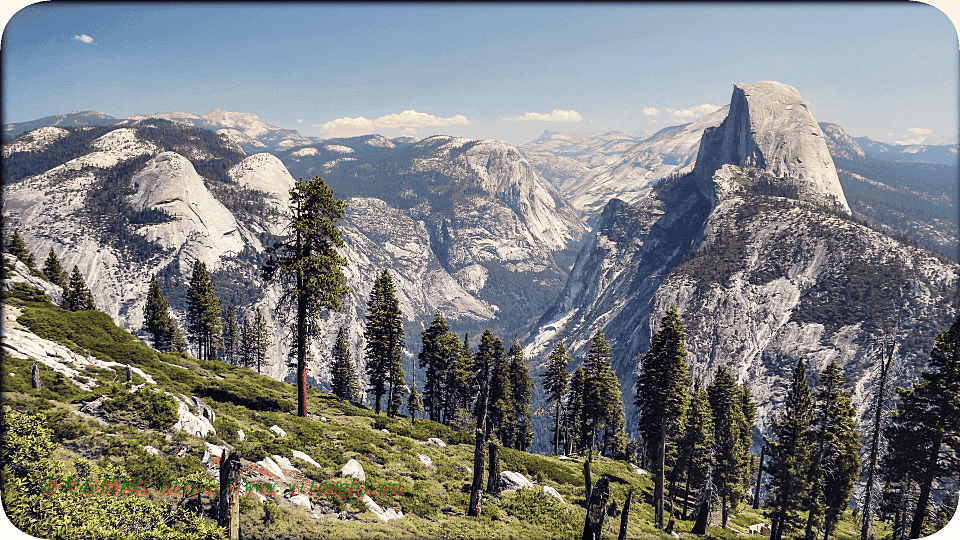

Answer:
[1,2,958,147]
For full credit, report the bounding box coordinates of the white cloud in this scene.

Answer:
[296,118,303,124]
[667,103,721,118]
[895,137,926,145]
[399,127,418,137]
[642,107,659,116]
[313,116,376,136]
[504,109,583,122]
[74,34,94,44]
[906,127,932,135]
[374,110,470,128]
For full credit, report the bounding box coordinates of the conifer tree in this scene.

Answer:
[443,332,473,428]
[506,341,533,451]
[364,270,405,416]
[883,314,960,539]
[583,330,627,457]
[543,340,572,455]
[677,377,714,519]
[185,260,222,362]
[239,316,253,369]
[487,338,513,445]
[142,275,180,352]
[261,176,350,417]
[566,365,586,455]
[5,229,36,268]
[42,249,67,288]
[419,311,460,423]
[408,381,424,423]
[472,329,503,436]
[222,302,239,365]
[766,358,815,540]
[252,308,270,374]
[63,265,96,311]
[330,327,359,402]
[635,308,691,528]
[803,360,860,540]
[708,366,750,528]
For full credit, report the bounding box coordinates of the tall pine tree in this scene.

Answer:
[635,308,691,528]
[42,249,67,288]
[222,302,239,365]
[185,260,222,362]
[566,365,586,455]
[677,377,714,519]
[252,308,270,373]
[5,229,36,268]
[261,176,350,417]
[543,340,572,455]
[707,366,749,528]
[506,341,533,451]
[330,326,359,402]
[142,275,180,352]
[63,265,96,311]
[419,311,461,423]
[364,269,405,416]
[766,358,815,540]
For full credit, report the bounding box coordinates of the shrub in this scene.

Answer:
[499,489,581,536]
[101,387,178,429]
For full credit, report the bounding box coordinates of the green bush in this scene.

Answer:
[499,489,581,536]
[101,387,178,429]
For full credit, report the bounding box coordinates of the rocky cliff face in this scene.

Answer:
[525,82,957,452]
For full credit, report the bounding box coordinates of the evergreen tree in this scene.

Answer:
[42,249,67,288]
[707,366,749,528]
[142,275,179,352]
[330,327,359,402]
[252,308,270,374]
[419,312,461,423]
[222,302,239,365]
[63,265,96,311]
[487,337,513,445]
[543,340,572,455]
[506,341,533,451]
[883,314,960,539]
[635,308,691,528]
[766,358,815,540]
[261,176,350,417]
[239,316,253,369]
[185,261,222,362]
[583,330,627,457]
[803,360,860,540]
[408,381,424,422]
[566,365,586,455]
[677,377,714,519]
[5,229,36,268]
[443,332,473,427]
[364,270,405,416]
[472,329,503,437]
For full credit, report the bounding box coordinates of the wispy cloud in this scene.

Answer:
[894,137,926,145]
[296,119,303,124]
[312,116,376,136]
[642,107,659,116]
[667,103,721,118]
[504,109,583,122]
[906,127,932,135]
[374,110,470,128]
[74,34,94,44]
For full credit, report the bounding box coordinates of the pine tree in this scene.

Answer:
[261,176,350,417]
[5,229,36,268]
[142,275,178,352]
[883,314,960,539]
[677,377,714,519]
[766,358,815,540]
[506,341,533,451]
[63,265,96,311]
[185,260,222,362]
[543,340,572,455]
[635,308,691,528]
[472,329,503,437]
[444,333,474,429]
[583,330,626,457]
[707,366,749,528]
[566,365,586,455]
[408,381,424,422]
[253,308,270,374]
[364,270,405,416]
[487,337,513,445]
[419,311,461,423]
[239,316,253,369]
[222,302,239,365]
[330,327,359,402]
[42,249,67,288]
[803,360,860,540]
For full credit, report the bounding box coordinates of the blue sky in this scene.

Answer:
[2,2,958,146]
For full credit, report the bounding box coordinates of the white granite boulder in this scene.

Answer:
[237,429,245,442]
[341,458,365,482]
[500,471,534,492]
[427,437,446,448]
[543,485,565,503]
[292,450,322,469]
[269,425,287,438]
[362,494,404,522]
[289,493,312,510]
[171,396,215,438]
[418,453,433,467]
[257,456,286,481]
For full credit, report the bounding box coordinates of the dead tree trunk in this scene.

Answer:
[861,338,894,540]
[754,444,765,509]
[617,488,634,540]
[582,476,610,540]
[218,451,242,539]
[486,440,500,495]
[31,362,40,390]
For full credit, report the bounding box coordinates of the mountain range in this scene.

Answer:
[2,81,957,453]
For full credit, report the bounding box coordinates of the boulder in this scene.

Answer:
[341,458,365,482]
[631,464,649,476]
[380,429,390,434]
[143,445,160,456]
[320,416,328,422]
[292,450,322,469]
[257,456,286,481]
[205,442,224,458]
[542,485,565,503]
[171,396,215,438]
[269,425,287,438]
[289,493,312,510]
[427,437,446,448]
[417,453,433,467]
[500,471,534,492]
[272,455,300,473]
[362,494,403,522]
[237,429,245,442]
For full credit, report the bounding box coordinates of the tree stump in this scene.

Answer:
[31,362,40,390]
[582,476,610,540]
